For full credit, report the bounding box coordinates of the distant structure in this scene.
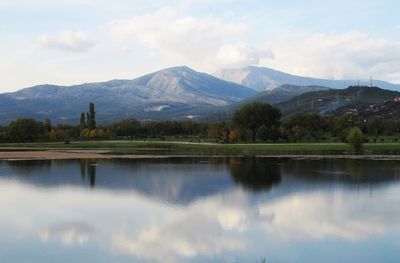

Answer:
[395,97,400,102]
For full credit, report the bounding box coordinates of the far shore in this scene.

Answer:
[0,140,400,160]
[2,149,400,161]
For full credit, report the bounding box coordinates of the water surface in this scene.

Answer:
[0,157,399,263]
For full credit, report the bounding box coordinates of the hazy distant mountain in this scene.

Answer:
[275,86,400,116]
[214,66,400,91]
[0,66,256,124]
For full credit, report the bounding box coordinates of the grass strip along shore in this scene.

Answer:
[1,141,400,157]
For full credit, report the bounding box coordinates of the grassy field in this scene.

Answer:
[1,140,400,155]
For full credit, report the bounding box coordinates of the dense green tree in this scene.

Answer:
[9,118,43,142]
[233,102,281,142]
[207,122,225,141]
[0,125,8,142]
[333,113,361,141]
[113,119,141,139]
[268,125,281,142]
[256,125,269,142]
[382,119,395,135]
[281,112,328,142]
[366,118,379,136]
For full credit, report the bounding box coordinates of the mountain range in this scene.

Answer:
[0,66,255,124]
[1,65,400,124]
[214,66,400,91]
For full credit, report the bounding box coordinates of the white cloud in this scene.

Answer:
[108,7,264,70]
[262,31,400,83]
[38,31,95,52]
[216,42,273,68]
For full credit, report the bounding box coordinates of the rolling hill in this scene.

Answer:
[202,84,330,121]
[275,86,400,116]
[204,85,400,121]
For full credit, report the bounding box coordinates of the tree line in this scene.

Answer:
[1,102,400,143]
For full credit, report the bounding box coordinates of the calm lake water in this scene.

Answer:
[0,157,399,263]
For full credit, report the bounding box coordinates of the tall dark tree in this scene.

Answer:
[44,118,52,132]
[80,112,86,130]
[87,102,96,130]
[233,102,281,142]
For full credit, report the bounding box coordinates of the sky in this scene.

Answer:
[1,0,400,92]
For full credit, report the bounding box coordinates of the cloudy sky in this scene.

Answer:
[1,0,400,91]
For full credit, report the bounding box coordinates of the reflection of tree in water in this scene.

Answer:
[5,160,52,175]
[228,157,281,192]
[79,159,97,189]
[283,158,400,185]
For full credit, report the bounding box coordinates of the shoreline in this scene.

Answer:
[2,149,400,161]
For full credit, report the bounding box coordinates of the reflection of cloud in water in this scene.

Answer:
[259,190,400,241]
[39,222,96,246]
[109,185,400,262]
[111,191,250,263]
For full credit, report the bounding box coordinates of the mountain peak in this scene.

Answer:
[157,65,195,74]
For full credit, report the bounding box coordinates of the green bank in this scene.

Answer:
[1,141,400,156]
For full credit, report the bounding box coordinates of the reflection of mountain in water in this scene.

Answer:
[0,158,236,205]
[1,158,400,205]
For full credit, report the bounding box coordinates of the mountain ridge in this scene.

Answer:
[214,66,400,91]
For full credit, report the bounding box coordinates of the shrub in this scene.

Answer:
[347,127,365,153]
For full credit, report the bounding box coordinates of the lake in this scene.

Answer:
[0,157,399,263]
